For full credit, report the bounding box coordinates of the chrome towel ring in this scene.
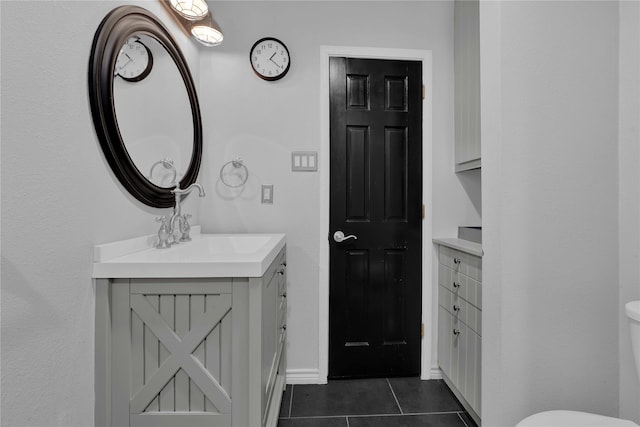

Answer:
[149,158,177,186]
[220,158,249,188]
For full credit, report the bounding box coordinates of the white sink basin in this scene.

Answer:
[92,228,286,278]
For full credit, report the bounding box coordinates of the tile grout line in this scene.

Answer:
[285,415,353,419]
[346,411,463,418]
[386,378,404,415]
[288,384,294,418]
[457,411,470,427]
[285,411,462,420]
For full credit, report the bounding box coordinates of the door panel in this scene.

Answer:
[384,127,408,221]
[346,126,370,221]
[344,249,370,346]
[329,57,422,378]
[383,249,407,344]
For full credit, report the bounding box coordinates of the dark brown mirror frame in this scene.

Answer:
[88,6,202,208]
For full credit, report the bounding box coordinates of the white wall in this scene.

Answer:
[618,0,640,423]
[1,0,478,424]
[6,0,635,425]
[481,1,622,425]
[196,0,478,379]
[0,1,200,426]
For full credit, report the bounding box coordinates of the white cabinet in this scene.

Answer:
[454,0,481,172]
[95,248,287,427]
[437,244,482,425]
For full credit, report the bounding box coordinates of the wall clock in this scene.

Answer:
[115,36,153,82]
[250,37,290,81]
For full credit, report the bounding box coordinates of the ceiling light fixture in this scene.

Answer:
[191,14,223,46]
[169,0,209,21]
[161,0,223,47]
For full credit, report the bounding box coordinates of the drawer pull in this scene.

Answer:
[454,258,461,265]
[453,329,460,336]
[277,267,286,275]
[280,292,287,298]
[453,281,460,289]
[453,304,460,312]
[282,325,287,331]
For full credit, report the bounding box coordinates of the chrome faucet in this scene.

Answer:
[156,182,205,249]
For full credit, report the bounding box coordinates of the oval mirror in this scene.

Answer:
[88,6,202,208]
[113,34,194,189]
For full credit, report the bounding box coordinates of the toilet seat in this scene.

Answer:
[516,410,640,427]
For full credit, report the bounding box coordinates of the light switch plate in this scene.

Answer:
[292,151,318,172]
[261,184,274,204]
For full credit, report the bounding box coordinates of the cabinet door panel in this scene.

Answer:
[438,307,452,377]
[456,320,467,394]
[128,284,233,427]
[475,335,482,415]
[262,273,278,406]
[159,295,175,411]
[454,0,481,170]
[450,316,461,388]
[463,323,477,411]
[190,295,206,412]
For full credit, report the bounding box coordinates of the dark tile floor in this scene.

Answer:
[277,378,478,427]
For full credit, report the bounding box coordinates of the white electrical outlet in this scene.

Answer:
[261,184,274,204]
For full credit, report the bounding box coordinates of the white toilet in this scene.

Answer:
[516,301,640,427]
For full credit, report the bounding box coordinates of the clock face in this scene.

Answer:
[250,38,290,81]
[115,37,153,82]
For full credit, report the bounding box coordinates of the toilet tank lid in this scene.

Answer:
[626,301,640,322]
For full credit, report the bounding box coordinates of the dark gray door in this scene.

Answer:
[329,57,423,378]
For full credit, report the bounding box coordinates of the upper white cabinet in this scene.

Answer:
[454,0,481,172]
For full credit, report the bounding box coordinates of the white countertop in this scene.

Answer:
[433,237,483,257]
[92,227,286,278]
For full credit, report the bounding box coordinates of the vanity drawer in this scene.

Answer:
[276,252,287,331]
[438,246,482,282]
[275,326,286,382]
[264,250,287,289]
[439,285,481,336]
[279,297,287,328]
[439,263,482,309]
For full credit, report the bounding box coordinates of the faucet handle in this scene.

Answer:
[155,216,172,249]
[179,214,193,242]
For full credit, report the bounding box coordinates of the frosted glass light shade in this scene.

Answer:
[169,0,209,20]
[191,24,223,46]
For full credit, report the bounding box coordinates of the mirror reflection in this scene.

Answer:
[113,34,193,188]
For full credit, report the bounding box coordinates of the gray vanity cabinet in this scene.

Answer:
[95,248,287,427]
[437,244,482,425]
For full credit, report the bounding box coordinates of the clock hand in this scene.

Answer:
[270,57,280,67]
[117,57,133,72]
[269,52,277,60]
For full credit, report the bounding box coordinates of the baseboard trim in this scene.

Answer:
[285,369,325,384]
[421,367,443,380]
[291,368,442,383]
[430,367,443,380]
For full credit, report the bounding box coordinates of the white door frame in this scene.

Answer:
[318,46,434,383]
